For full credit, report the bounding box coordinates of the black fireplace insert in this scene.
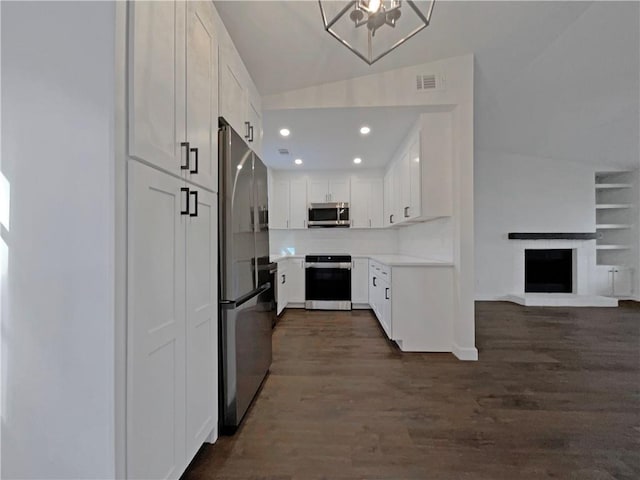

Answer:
[525,249,573,293]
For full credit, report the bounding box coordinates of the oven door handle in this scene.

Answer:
[305,262,352,269]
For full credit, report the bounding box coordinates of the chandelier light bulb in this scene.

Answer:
[365,0,382,13]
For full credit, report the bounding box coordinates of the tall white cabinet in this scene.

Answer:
[127,1,220,478]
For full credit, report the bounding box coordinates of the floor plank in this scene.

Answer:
[183,302,640,480]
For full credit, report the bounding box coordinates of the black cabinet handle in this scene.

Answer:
[180,141,190,170]
[404,206,410,218]
[385,288,389,300]
[389,214,394,224]
[373,277,377,287]
[189,190,198,217]
[281,274,286,284]
[180,187,190,215]
[189,147,198,174]
[249,125,254,142]
[244,121,251,139]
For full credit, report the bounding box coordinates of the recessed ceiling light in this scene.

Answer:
[360,126,371,135]
[294,158,303,165]
[353,157,362,164]
[280,128,290,137]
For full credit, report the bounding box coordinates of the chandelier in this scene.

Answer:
[319,0,435,65]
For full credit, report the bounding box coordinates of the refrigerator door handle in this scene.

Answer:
[220,282,271,310]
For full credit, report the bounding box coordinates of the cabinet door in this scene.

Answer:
[288,258,306,303]
[594,266,613,296]
[399,149,411,223]
[186,1,217,192]
[129,0,185,177]
[185,188,218,458]
[613,267,633,297]
[289,178,308,229]
[219,49,246,137]
[270,180,290,229]
[308,179,329,203]
[127,161,186,479]
[384,168,395,227]
[352,259,369,304]
[329,179,350,203]
[381,280,392,338]
[247,97,262,156]
[369,179,384,228]
[408,136,421,220]
[369,263,379,315]
[277,263,288,314]
[350,180,369,229]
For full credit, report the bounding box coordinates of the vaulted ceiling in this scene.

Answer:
[216,1,639,169]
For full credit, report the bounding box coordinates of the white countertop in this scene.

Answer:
[270,253,453,267]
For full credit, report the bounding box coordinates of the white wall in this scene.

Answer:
[1,3,116,478]
[474,150,597,299]
[397,218,454,262]
[270,228,397,257]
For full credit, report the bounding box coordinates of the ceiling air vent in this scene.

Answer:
[416,74,439,91]
[278,148,289,155]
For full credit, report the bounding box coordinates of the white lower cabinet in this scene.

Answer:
[351,258,369,305]
[595,265,634,297]
[127,161,217,479]
[276,261,288,315]
[287,258,306,304]
[276,258,305,313]
[368,259,454,352]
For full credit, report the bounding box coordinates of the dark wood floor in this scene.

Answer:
[184,302,640,480]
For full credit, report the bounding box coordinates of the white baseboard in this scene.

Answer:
[474,294,505,301]
[453,343,478,361]
[352,304,372,310]
[205,425,218,444]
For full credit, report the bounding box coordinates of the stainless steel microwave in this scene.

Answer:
[307,202,350,228]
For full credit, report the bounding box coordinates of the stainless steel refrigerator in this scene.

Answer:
[218,121,275,433]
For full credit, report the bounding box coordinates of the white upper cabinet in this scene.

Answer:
[308,178,350,204]
[289,178,308,229]
[219,34,262,156]
[129,1,185,178]
[247,94,263,156]
[270,179,290,229]
[219,53,245,137]
[352,178,383,229]
[129,1,218,192]
[185,1,218,192]
[384,112,453,227]
[270,175,307,229]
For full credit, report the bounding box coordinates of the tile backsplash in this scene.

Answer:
[270,228,398,256]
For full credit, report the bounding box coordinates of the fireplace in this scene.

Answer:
[525,249,573,293]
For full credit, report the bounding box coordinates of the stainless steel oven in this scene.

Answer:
[307,203,350,228]
[305,255,352,310]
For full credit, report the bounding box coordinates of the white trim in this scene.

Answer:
[452,343,478,361]
[474,294,505,301]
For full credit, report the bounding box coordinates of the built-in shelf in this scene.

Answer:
[596,245,631,250]
[595,204,632,209]
[596,224,632,230]
[594,170,636,269]
[595,183,633,189]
